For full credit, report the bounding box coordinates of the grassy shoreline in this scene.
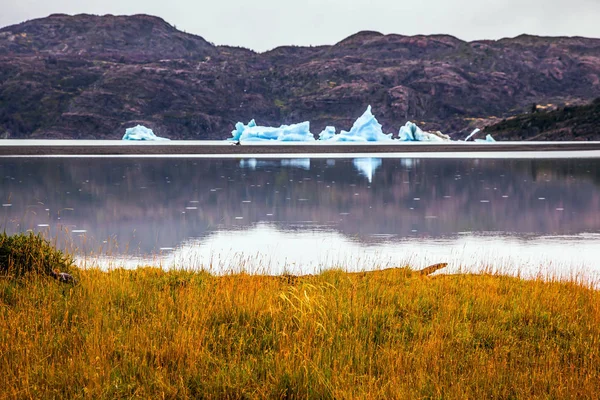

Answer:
[1,266,599,398]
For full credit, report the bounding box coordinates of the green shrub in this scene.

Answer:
[0,232,73,277]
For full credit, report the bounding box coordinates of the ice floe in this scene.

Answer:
[464,128,481,141]
[227,105,492,143]
[398,122,450,142]
[323,106,393,142]
[231,120,315,142]
[318,126,336,141]
[475,134,496,143]
[123,125,169,141]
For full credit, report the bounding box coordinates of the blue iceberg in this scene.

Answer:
[227,106,492,144]
[475,134,496,143]
[398,122,450,142]
[231,119,257,141]
[324,106,393,142]
[231,120,315,142]
[318,126,336,141]
[122,125,169,141]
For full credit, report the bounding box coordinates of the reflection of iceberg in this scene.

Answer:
[123,125,169,141]
[401,159,417,168]
[239,159,280,170]
[231,120,315,142]
[324,106,393,142]
[398,122,450,142]
[240,158,310,170]
[353,158,382,182]
[239,159,258,169]
[281,159,310,170]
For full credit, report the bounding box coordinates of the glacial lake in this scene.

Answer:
[1,155,599,282]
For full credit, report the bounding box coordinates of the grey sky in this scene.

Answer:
[2,0,599,52]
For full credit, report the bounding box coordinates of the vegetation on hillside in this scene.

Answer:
[485,98,600,141]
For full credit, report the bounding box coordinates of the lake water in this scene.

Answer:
[1,155,599,282]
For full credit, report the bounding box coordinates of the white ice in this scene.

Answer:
[122,125,170,141]
[464,128,481,141]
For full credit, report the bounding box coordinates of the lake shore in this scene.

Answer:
[2,266,599,398]
[2,139,600,156]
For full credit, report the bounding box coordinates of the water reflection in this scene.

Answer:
[85,224,600,284]
[1,156,599,276]
[353,158,382,183]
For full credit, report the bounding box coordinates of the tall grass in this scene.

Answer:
[1,265,599,398]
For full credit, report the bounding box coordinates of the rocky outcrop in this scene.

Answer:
[1,14,600,140]
[484,98,600,141]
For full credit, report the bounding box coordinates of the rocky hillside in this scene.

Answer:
[1,14,600,140]
[484,98,600,140]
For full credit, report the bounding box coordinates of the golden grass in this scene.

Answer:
[1,267,600,399]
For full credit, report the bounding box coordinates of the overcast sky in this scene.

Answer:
[2,0,599,52]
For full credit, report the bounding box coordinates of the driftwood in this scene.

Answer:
[416,263,448,276]
[278,263,449,284]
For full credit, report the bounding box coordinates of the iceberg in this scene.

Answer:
[464,128,481,141]
[398,122,450,142]
[324,106,393,142]
[227,107,494,144]
[230,120,315,142]
[353,158,382,183]
[318,126,336,141]
[231,119,257,141]
[475,134,496,143]
[122,125,169,141]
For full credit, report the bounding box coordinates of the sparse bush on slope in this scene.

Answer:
[0,232,73,277]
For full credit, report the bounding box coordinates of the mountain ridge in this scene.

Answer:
[1,14,599,140]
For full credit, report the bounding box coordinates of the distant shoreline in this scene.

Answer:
[1,140,600,156]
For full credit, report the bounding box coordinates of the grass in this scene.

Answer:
[1,263,600,399]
